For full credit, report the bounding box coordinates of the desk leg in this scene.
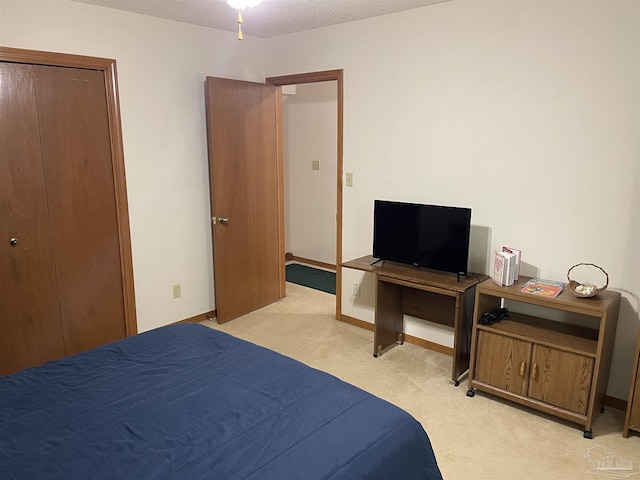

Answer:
[451,287,476,383]
[374,279,403,357]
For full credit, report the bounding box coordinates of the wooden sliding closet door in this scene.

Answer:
[0,48,136,376]
[34,65,126,355]
[0,64,66,374]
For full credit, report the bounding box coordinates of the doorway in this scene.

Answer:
[266,70,344,320]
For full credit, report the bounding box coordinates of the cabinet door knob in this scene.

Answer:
[10,237,18,247]
[520,361,526,377]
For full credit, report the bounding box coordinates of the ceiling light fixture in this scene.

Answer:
[226,0,264,40]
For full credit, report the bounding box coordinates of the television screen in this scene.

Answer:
[373,200,471,275]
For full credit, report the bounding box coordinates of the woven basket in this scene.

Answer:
[567,263,608,298]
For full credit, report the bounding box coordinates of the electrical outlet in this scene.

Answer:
[172,284,181,299]
[352,282,361,297]
[312,160,320,171]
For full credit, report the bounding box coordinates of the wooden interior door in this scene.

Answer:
[0,63,66,375]
[35,64,127,354]
[205,77,282,323]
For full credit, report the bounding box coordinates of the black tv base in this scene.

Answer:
[370,257,470,283]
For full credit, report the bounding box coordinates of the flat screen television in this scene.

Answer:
[372,200,472,277]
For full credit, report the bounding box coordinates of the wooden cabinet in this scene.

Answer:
[475,329,593,414]
[623,329,640,437]
[0,48,136,376]
[467,277,620,438]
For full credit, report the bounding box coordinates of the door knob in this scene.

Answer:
[218,217,229,225]
[10,237,18,247]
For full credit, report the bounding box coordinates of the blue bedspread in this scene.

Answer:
[0,323,442,479]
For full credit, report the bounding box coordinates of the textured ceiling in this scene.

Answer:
[70,0,450,38]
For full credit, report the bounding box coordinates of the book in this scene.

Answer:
[501,250,517,286]
[492,251,505,286]
[500,251,516,287]
[502,246,521,281]
[492,251,504,285]
[492,250,515,286]
[520,278,566,298]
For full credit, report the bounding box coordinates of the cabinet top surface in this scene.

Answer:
[477,277,620,312]
[343,255,485,292]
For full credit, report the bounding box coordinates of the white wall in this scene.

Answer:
[2,0,638,399]
[0,0,265,332]
[265,1,640,399]
[283,82,337,265]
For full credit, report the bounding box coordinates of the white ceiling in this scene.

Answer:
[70,0,450,38]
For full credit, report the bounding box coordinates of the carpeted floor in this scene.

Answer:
[202,282,640,480]
[285,263,336,295]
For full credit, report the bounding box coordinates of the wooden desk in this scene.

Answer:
[343,255,485,385]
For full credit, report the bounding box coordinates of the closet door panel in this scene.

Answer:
[0,63,65,375]
[34,65,126,355]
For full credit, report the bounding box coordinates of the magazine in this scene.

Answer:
[520,278,566,298]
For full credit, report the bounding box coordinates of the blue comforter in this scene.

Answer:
[0,323,442,479]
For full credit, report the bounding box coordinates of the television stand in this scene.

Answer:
[343,255,486,385]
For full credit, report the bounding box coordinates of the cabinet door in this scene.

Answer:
[474,330,531,396]
[528,345,593,415]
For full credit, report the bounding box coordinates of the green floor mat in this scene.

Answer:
[286,263,336,295]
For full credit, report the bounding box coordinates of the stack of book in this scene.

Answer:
[492,246,521,286]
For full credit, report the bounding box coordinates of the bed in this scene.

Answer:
[0,323,442,479]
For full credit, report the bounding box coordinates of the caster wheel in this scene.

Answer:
[373,354,378,358]
[600,407,605,414]
[466,389,475,397]
[583,430,593,439]
[454,380,460,387]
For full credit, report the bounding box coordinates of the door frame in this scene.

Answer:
[266,70,344,320]
[0,46,137,336]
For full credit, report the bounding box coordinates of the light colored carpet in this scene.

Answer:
[202,282,640,479]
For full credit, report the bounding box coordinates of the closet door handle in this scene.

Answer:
[9,237,18,247]
[218,216,229,225]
